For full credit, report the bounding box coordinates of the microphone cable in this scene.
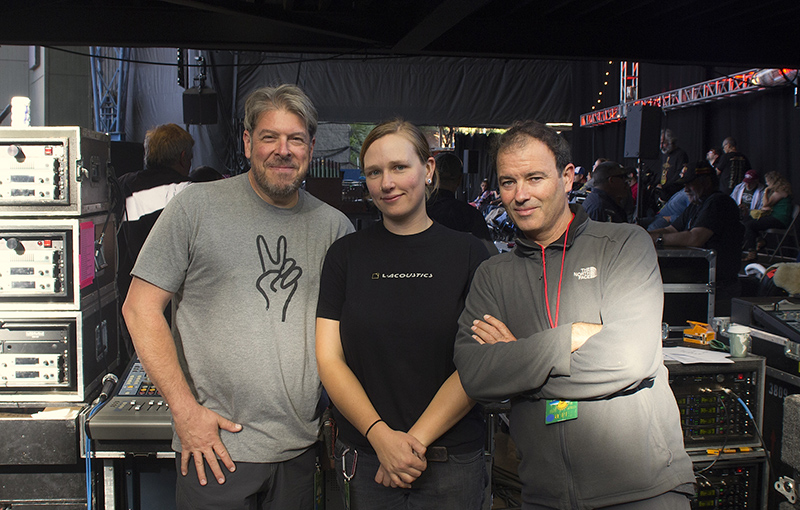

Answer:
[84,373,119,510]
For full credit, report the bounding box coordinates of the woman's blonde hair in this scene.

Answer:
[765,171,792,195]
[360,119,439,197]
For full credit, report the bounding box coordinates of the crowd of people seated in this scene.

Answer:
[572,134,792,312]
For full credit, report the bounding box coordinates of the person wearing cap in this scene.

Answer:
[730,169,765,220]
[649,160,744,315]
[578,158,607,193]
[572,165,588,191]
[581,161,631,223]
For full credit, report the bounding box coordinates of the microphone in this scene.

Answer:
[98,373,119,402]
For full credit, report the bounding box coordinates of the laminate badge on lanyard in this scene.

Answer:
[545,400,578,424]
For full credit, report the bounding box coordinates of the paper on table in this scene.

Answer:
[663,346,734,364]
[30,407,82,419]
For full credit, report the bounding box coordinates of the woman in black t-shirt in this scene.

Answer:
[316,119,489,509]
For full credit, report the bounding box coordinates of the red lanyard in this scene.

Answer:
[541,214,574,329]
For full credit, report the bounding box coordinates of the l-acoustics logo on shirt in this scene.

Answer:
[574,266,597,280]
[372,272,434,279]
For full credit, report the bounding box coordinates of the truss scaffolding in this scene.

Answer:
[580,69,776,128]
[90,47,130,140]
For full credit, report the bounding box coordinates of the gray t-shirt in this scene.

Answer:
[132,173,354,462]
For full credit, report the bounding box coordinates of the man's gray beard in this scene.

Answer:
[252,166,306,200]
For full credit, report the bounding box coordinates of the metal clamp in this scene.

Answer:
[775,476,797,504]
[785,340,800,362]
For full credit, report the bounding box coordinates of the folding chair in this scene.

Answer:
[766,203,800,263]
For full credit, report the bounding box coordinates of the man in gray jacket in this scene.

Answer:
[453,121,694,509]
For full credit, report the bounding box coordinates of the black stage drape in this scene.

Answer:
[121,50,800,195]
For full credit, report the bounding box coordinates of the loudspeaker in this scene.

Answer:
[463,149,480,174]
[183,87,218,125]
[624,105,661,159]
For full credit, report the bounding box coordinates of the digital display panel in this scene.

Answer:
[14,357,39,365]
[697,428,719,435]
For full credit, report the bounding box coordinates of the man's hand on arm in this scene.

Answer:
[571,322,602,352]
[122,277,242,486]
[471,314,517,344]
[471,312,601,355]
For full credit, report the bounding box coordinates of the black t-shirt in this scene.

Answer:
[671,192,744,283]
[317,222,489,453]
[581,188,628,223]
[715,151,751,195]
[427,189,492,241]
[740,189,755,210]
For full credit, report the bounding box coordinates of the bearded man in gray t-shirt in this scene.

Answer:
[123,84,353,510]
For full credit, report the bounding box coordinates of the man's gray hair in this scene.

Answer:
[243,84,318,139]
[493,120,572,172]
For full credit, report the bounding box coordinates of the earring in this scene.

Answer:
[426,178,432,184]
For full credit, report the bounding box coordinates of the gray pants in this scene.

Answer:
[175,447,316,510]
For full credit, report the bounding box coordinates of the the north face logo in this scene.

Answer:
[574,267,597,280]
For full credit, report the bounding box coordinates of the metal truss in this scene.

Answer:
[90,47,130,140]
[581,69,769,128]
[620,61,639,106]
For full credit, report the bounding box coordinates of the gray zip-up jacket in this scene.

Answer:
[454,205,694,509]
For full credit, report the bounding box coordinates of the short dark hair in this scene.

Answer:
[434,152,463,182]
[591,161,626,184]
[493,120,572,172]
